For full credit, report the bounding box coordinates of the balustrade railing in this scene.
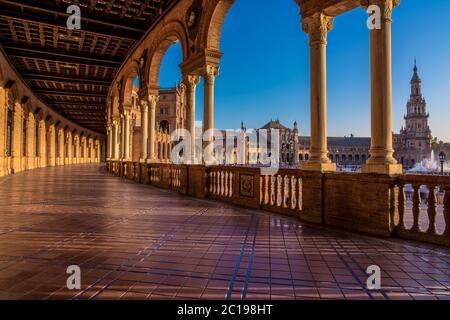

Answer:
[394,175,450,245]
[107,161,450,247]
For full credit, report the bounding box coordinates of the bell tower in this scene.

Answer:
[402,60,432,151]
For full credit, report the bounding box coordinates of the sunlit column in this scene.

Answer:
[58,128,65,166]
[0,87,5,176]
[302,12,336,172]
[106,124,112,161]
[38,120,47,168]
[12,102,23,173]
[183,75,200,164]
[48,124,56,167]
[26,112,35,170]
[362,0,402,175]
[66,131,73,165]
[123,111,131,161]
[112,119,119,160]
[140,100,149,162]
[147,94,158,163]
[203,65,218,161]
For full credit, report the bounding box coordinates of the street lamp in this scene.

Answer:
[439,151,446,175]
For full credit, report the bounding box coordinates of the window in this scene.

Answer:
[6,109,13,157]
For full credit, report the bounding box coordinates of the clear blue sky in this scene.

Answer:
[159,0,450,141]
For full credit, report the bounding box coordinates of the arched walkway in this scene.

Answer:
[0,165,449,300]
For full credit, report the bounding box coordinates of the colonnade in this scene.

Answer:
[0,87,102,177]
[107,0,402,175]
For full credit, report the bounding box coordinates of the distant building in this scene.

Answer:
[394,61,433,168]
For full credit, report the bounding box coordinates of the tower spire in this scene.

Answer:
[411,59,420,83]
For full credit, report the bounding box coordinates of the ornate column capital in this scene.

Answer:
[302,12,334,46]
[148,94,159,108]
[183,74,200,89]
[361,0,400,21]
[203,65,219,85]
[139,99,149,113]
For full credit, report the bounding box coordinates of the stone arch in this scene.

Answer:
[147,20,189,87]
[122,67,139,108]
[198,0,235,51]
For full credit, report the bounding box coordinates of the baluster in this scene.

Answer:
[259,176,263,205]
[397,184,405,230]
[264,175,269,205]
[290,176,295,210]
[282,175,288,208]
[229,173,233,197]
[269,176,274,206]
[276,175,282,207]
[443,187,450,236]
[389,185,396,233]
[221,172,225,197]
[211,172,215,194]
[297,177,303,210]
[224,172,229,197]
[426,186,438,235]
[412,184,421,232]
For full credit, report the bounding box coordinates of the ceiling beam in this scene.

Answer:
[36,90,107,98]
[0,0,150,33]
[47,101,106,107]
[20,72,112,86]
[0,9,142,40]
[5,45,122,68]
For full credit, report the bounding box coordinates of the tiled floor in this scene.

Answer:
[0,165,450,300]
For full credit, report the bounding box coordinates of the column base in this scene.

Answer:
[361,163,403,175]
[302,162,336,173]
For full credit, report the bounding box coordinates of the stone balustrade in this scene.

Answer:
[107,161,450,247]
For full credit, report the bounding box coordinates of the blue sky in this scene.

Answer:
[159,0,450,141]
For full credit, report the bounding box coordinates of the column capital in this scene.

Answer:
[203,65,219,85]
[148,94,159,108]
[183,74,200,89]
[139,99,149,112]
[302,12,334,46]
[362,0,400,20]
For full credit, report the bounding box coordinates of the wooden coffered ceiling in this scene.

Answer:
[0,0,178,133]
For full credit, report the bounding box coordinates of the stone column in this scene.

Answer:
[123,111,131,161]
[112,119,119,160]
[203,66,218,158]
[140,100,149,162]
[66,132,73,165]
[362,0,402,175]
[82,137,88,163]
[26,112,35,170]
[38,120,47,168]
[0,88,5,176]
[107,124,112,161]
[120,115,125,160]
[96,139,101,163]
[147,95,158,163]
[183,75,200,164]
[58,128,65,166]
[48,124,56,167]
[12,102,23,173]
[74,135,80,164]
[302,13,336,172]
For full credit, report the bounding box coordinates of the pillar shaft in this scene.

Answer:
[140,101,149,161]
[203,66,218,149]
[362,0,402,175]
[48,125,56,167]
[184,75,200,164]
[148,95,158,162]
[302,13,336,172]
[124,111,131,161]
[26,113,35,170]
[38,120,47,168]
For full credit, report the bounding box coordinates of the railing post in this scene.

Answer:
[444,187,450,236]
[412,184,421,232]
[397,184,405,231]
[427,185,437,235]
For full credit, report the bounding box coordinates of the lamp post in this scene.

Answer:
[439,151,446,175]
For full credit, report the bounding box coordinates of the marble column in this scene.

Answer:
[147,95,158,163]
[12,103,23,173]
[362,0,402,175]
[184,75,200,164]
[0,87,5,176]
[302,12,336,172]
[66,132,73,165]
[203,66,218,162]
[140,100,149,162]
[107,124,113,161]
[112,119,119,160]
[38,120,47,168]
[48,125,56,167]
[74,135,80,164]
[26,112,35,170]
[58,128,65,166]
[124,111,131,161]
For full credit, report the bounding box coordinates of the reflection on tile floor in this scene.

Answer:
[0,165,450,300]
